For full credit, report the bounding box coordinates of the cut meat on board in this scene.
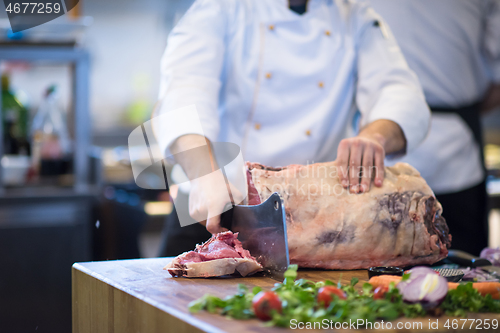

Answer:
[165,231,263,277]
[247,162,451,270]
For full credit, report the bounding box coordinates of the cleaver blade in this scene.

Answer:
[220,192,289,281]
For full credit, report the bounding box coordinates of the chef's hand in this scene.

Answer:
[170,134,243,234]
[336,119,406,193]
[189,175,229,234]
[190,178,244,234]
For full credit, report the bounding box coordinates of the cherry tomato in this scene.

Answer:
[373,285,389,300]
[252,291,282,321]
[317,286,347,307]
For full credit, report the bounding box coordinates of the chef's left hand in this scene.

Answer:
[336,119,406,193]
[336,135,385,193]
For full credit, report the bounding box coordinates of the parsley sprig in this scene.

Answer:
[440,283,500,316]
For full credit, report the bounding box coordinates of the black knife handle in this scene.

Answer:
[220,203,234,230]
[466,258,491,268]
[447,250,492,268]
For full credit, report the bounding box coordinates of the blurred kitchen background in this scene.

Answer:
[0,1,192,332]
[0,0,500,332]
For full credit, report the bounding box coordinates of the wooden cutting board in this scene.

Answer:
[72,258,500,333]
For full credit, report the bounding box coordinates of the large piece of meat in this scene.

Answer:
[165,231,263,277]
[247,162,451,269]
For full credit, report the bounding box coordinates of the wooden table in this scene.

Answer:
[72,258,499,333]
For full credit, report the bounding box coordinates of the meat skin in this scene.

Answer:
[247,161,451,270]
[165,231,263,277]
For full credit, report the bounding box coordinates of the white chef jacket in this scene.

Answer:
[371,0,500,194]
[155,0,430,167]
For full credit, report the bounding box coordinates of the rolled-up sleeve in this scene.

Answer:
[153,0,227,157]
[354,4,431,154]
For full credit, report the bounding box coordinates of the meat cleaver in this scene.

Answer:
[220,192,290,281]
[447,249,500,279]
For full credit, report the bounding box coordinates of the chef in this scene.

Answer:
[371,0,500,255]
[155,0,430,255]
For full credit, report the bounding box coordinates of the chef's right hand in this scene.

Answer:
[170,135,225,233]
[189,176,245,233]
[189,174,228,234]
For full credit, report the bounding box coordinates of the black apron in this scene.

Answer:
[430,102,488,255]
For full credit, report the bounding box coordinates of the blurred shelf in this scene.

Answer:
[93,126,135,148]
[0,45,91,190]
[0,185,100,200]
[0,45,89,61]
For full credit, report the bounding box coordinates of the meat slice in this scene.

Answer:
[165,231,263,277]
[247,161,452,270]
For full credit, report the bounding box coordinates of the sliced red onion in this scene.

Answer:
[398,266,436,290]
[462,267,499,282]
[398,267,448,307]
[480,247,500,267]
[421,273,448,303]
[398,276,426,302]
[406,266,436,279]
